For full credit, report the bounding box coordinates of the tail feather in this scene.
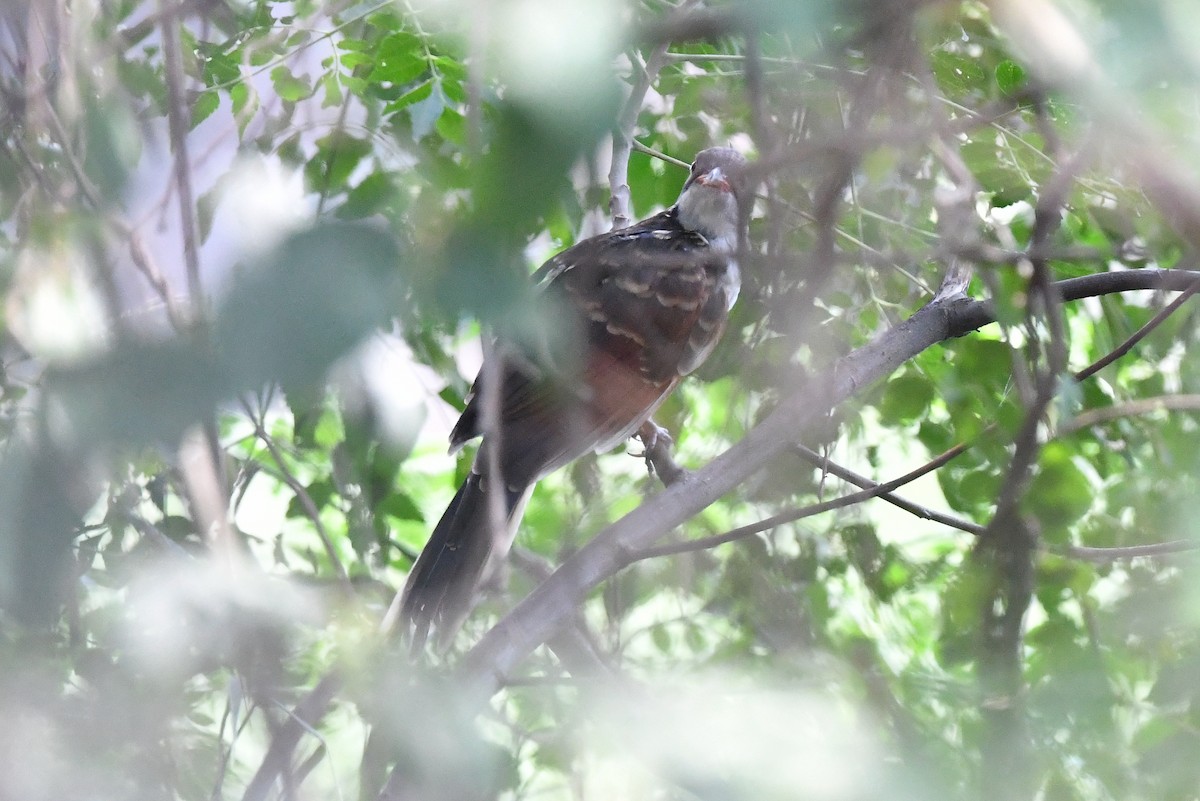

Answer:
[400,470,529,651]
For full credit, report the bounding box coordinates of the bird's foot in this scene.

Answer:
[635,420,673,454]
[634,420,689,486]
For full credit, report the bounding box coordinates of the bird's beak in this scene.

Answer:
[696,166,732,193]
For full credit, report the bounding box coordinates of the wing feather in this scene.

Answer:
[452,207,737,484]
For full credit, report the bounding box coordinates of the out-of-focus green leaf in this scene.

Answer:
[1025,442,1093,531]
[0,444,90,625]
[216,224,404,391]
[305,133,372,197]
[48,224,403,449]
[271,65,312,101]
[370,31,427,86]
[408,79,446,141]
[83,99,139,197]
[879,373,935,425]
[191,90,220,128]
[379,492,423,522]
[995,60,1026,95]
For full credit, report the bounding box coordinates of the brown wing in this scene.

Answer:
[451,208,736,485]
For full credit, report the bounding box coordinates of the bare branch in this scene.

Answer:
[610,41,673,229]
[624,438,977,564]
[1073,276,1200,382]
[451,268,1192,704]
[177,426,241,569]
[1062,394,1200,433]
[1060,540,1200,563]
[793,444,984,535]
[241,400,354,596]
[159,2,204,309]
[241,673,343,801]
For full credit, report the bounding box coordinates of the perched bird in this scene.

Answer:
[400,146,750,650]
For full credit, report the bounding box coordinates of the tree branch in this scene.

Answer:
[450,269,1200,705]
[625,438,976,563]
[1060,540,1200,562]
[609,41,672,229]
[159,2,204,309]
[241,673,343,801]
[241,400,354,596]
[794,444,984,535]
[1062,394,1200,433]
[1073,276,1200,382]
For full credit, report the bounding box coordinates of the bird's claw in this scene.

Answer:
[632,420,673,457]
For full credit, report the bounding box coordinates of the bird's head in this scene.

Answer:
[675,146,749,253]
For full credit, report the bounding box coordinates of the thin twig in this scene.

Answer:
[1059,540,1200,562]
[240,400,354,596]
[1062,394,1200,433]
[623,438,972,564]
[159,1,204,308]
[631,139,689,169]
[240,672,343,801]
[793,444,983,535]
[1073,278,1200,382]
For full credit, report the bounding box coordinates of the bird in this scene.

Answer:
[399,146,750,650]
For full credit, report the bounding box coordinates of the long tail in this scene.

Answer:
[399,469,530,651]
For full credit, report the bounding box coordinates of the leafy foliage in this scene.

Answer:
[2,1,1200,800]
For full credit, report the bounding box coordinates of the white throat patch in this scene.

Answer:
[677,186,739,255]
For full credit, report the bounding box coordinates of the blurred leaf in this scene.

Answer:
[378,492,423,522]
[49,224,403,449]
[370,31,427,86]
[879,373,934,425]
[409,79,447,141]
[271,65,312,101]
[0,444,90,625]
[305,133,372,195]
[191,90,220,128]
[339,171,399,219]
[995,60,1026,95]
[1025,442,1093,530]
[216,223,404,392]
[82,98,138,197]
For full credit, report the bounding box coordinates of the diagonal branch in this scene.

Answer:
[624,439,977,563]
[452,268,1200,705]
[793,444,983,535]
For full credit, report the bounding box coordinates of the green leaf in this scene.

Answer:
[304,133,371,195]
[879,373,935,425]
[270,65,312,101]
[1025,442,1094,530]
[995,60,1026,96]
[230,83,257,134]
[378,492,423,522]
[435,108,466,147]
[338,171,398,219]
[322,73,343,108]
[286,480,335,519]
[370,31,427,86]
[191,90,220,128]
[385,79,432,114]
[408,79,446,141]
